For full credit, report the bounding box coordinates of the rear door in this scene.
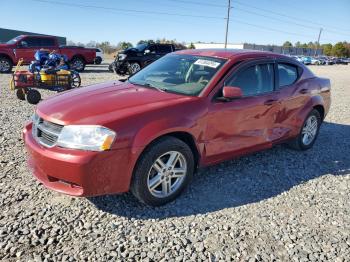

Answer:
[204,59,281,164]
[39,38,56,52]
[272,60,306,141]
[157,44,173,56]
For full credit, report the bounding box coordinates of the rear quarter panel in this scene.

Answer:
[287,76,331,137]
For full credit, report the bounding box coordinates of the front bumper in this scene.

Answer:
[23,122,133,197]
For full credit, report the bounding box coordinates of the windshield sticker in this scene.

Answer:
[194,59,220,68]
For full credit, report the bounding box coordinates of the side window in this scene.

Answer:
[226,63,274,96]
[148,45,156,53]
[278,63,298,87]
[40,38,55,47]
[158,45,172,53]
[24,37,40,47]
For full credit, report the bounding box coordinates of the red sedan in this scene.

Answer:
[23,49,331,206]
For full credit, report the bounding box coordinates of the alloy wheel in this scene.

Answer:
[130,63,141,74]
[73,60,84,71]
[0,60,10,72]
[302,115,318,145]
[147,151,187,198]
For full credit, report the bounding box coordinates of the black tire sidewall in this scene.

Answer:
[0,57,13,73]
[16,89,26,100]
[297,109,321,150]
[131,137,194,206]
[95,57,102,64]
[26,89,41,105]
[70,58,85,72]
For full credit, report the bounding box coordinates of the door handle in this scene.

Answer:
[264,99,278,106]
[299,89,309,94]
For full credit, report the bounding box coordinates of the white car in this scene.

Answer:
[94,48,104,64]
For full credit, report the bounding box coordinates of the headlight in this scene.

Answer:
[57,125,116,151]
[118,54,127,61]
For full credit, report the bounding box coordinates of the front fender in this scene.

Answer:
[131,116,200,150]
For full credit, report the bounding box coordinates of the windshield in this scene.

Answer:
[129,54,226,96]
[6,36,22,44]
[135,43,147,51]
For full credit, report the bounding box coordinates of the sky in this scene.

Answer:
[1,0,350,46]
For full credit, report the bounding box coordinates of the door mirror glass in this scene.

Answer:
[223,86,243,99]
[144,49,150,54]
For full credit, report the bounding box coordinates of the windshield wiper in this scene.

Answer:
[129,80,166,92]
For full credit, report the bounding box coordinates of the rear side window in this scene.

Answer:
[278,63,298,87]
[157,45,172,53]
[226,63,274,96]
[24,37,41,47]
[40,38,55,47]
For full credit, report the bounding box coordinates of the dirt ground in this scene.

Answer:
[0,62,349,261]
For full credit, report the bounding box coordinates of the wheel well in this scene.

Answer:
[71,55,86,63]
[139,132,200,170]
[0,54,13,64]
[313,105,325,121]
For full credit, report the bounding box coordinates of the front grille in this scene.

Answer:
[32,116,63,147]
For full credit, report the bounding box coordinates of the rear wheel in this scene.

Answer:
[0,57,13,73]
[70,57,85,72]
[26,89,41,105]
[131,137,194,206]
[288,109,321,150]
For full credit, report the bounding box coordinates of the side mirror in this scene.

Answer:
[222,86,243,100]
[144,49,150,54]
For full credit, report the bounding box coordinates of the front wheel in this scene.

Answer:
[128,62,141,75]
[131,137,194,206]
[94,57,102,65]
[0,57,13,73]
[16,88,26,100]
[288,109,321,150]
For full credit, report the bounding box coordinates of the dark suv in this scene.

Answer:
[109,43,176,75]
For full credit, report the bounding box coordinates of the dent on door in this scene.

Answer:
[203,95,280,164]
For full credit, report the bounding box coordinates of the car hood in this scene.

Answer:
[0,44,12,48]
[37,80,196,125]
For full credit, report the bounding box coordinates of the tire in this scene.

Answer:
[128,62,141,75]
[287,109,321,150]
[70,57,85,72]
[94,57,102,65]
[70,73,81,88]
[16,89,26,100]
[0,57,13,73]
[26,89,41,105]
[131,136,194,206]
[108,63,115,72]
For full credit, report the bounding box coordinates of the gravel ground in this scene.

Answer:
[0,62,349,261]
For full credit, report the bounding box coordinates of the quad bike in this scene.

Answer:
[10,58,81,105]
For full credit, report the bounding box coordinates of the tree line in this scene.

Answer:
[67,38,189,54]
[67,39,350,57]
[282,41,350,57]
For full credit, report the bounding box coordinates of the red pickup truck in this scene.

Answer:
[0,35,96,73]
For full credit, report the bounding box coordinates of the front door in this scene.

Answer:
[204,62,281,164]
[15,37,41,63]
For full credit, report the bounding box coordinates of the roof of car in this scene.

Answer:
[175,48,284,59]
